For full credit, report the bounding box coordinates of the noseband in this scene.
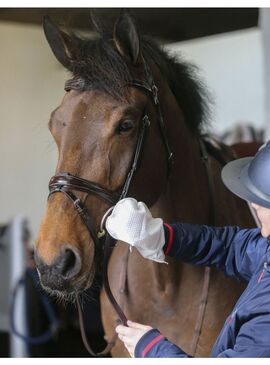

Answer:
[47,58,173,355]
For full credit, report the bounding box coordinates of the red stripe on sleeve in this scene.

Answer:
[164,223,173,255]
[258,270,265,283]
[142,334,164,358]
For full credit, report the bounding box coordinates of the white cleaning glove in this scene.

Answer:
[105,198,166,264]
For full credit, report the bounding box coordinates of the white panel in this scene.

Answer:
[166,28,265,136]
[260,8,270,140]
[0,22,64,242]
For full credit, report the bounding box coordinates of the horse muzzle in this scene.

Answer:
[34,245,84,293]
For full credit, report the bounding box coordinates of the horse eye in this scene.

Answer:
[117,120,134,134]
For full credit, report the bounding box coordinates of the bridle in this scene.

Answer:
[46,56,233,358]
[47,57,174,356]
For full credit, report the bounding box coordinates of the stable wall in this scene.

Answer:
[166,27,265,136]
[0,22,62,241]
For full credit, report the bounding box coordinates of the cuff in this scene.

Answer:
[163,223,174,255]
[134,328,164,358]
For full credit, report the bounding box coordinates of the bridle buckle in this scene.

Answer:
[74,198,84,214]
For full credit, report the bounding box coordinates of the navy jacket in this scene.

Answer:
[134,223,270,358]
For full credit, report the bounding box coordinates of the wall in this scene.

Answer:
[0,22,64,242]
[166,28,265,136]
[261,8,270,139]
[0,22,266,242]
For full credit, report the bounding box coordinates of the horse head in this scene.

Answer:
[35,10,172,297]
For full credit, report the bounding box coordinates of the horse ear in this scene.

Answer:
[43,16,76,69]
[113,10,141,64]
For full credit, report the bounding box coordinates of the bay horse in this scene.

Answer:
[35,11,254,357]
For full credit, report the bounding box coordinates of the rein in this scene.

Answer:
[47,58,174,357]
[189,138,217,356]
[189,138,244,356]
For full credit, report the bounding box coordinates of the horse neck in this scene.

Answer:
[151,88,209,225]
[145,92,210,291]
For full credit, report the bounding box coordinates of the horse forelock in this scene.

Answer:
[65,33,211,135]
[66,37,131,101]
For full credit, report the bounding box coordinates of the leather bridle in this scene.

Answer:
[47,57,174,356]
[46,56,235,358]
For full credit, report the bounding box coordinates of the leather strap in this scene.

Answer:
[198,138,216,226]
[190,138,239,356]
[189,138,216,357]
[120,115,150,200]
[129,78,173,174]
[49,173,117,205]
[102,235,128,325]
[190,139,262,357]
[76,294,118,357]
[48,189,102,265]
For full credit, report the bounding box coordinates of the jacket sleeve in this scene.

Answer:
[216,313,270,357]
[163,223,267,282]
[134,328,192,358]
[134,314,270,358]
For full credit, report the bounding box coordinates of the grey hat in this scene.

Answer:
[221,141,270,208]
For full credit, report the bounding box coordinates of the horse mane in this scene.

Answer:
[66,33,211,135]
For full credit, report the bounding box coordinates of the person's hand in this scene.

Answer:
[106,198,167,264]
[115,320,153,357]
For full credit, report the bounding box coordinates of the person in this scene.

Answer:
[105,140,270,358]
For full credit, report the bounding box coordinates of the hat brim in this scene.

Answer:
[221,157,270,208]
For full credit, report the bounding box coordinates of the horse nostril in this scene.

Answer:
[58,247,81,279]
[34,246,82,291]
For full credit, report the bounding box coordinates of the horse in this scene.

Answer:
[35,11,255,357]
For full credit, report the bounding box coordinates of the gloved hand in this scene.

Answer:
[105,198,167,264]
